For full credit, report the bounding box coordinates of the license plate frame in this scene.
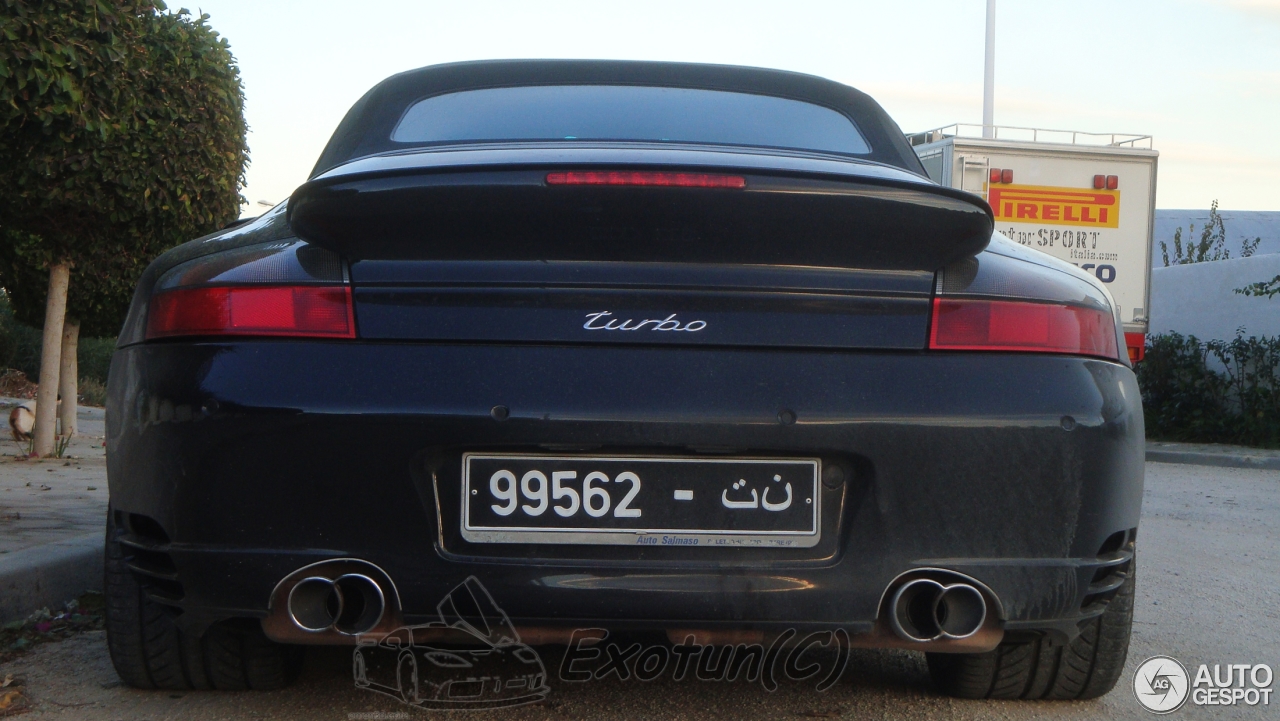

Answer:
[461,453,821,548]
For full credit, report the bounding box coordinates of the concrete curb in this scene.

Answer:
[1146,448,1280,471]
[0,531,103,623]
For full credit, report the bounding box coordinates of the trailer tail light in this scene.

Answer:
[989,168,1002,183]
[1001,169,1013,184]
[1093,174,1106,189]
[1125,332,1146,363]
[1106,175,1119,190]
[929,298,1119,359]
[147,286,355,339]
[546,171,746,188]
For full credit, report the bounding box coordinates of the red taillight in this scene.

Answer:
[989,168,1002,183]
[545,171,746,188]
[1093,174,1106,189]
[147,286,355,339]
[1106,175,1119,190]
[1000,169,1013,184]
[929,298,1118,359]
[1125,332,1146,363]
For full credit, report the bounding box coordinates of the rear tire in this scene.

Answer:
[926,562,1135,700]
[104,511,302,690]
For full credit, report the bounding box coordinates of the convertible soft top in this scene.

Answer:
[310,59,927,177]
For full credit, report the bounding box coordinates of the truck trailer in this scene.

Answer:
[907,124,1158,362]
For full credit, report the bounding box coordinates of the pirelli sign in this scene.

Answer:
[988,185,1120,229]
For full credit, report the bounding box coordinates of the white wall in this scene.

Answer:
[1148,253,1280,341]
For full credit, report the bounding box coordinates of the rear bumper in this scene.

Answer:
[105,340,1144,639]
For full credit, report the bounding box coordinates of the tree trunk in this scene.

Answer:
[33,262,71,457]
[58,319,80,440]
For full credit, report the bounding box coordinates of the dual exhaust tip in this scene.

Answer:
[288,573,386,636]
[283,565,986,643]
[888,578,987,643]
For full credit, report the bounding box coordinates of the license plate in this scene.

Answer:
[461,454,820,547]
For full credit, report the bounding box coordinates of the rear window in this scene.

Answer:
[390,85,871,155]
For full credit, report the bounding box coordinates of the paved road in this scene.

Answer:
[1,461,1276,720]
[0,405,108,554]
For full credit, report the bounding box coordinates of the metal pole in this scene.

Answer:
[983,0,996,138]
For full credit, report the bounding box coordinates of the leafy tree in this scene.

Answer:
[1236,276,1280,299]
[0,0,247,454]
[1159,200,1260,266]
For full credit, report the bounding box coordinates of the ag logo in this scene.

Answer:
[1134,655,1190,714]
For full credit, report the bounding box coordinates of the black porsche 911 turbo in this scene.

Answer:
[104,60,1142,700]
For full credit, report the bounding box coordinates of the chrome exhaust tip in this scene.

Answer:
[265,559,403,644]
[288,576,343,632]
[889,578,987,643]
[333,574,386,636]
[284,573,386,635]
[936,583,986,639]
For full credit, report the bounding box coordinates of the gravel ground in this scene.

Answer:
[0,460,1276,720]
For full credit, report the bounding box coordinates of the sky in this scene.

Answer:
[182,0,1280,216]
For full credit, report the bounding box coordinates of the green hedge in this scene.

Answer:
[0,292,114,386]
[1137,332,1280,448]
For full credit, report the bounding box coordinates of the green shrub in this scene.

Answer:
[1137,332,1280,448]
[77,377,107,407]
[0,298,10,369]
[1,292,115,390]
[77,336,115,387]
[0,291,42,378]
